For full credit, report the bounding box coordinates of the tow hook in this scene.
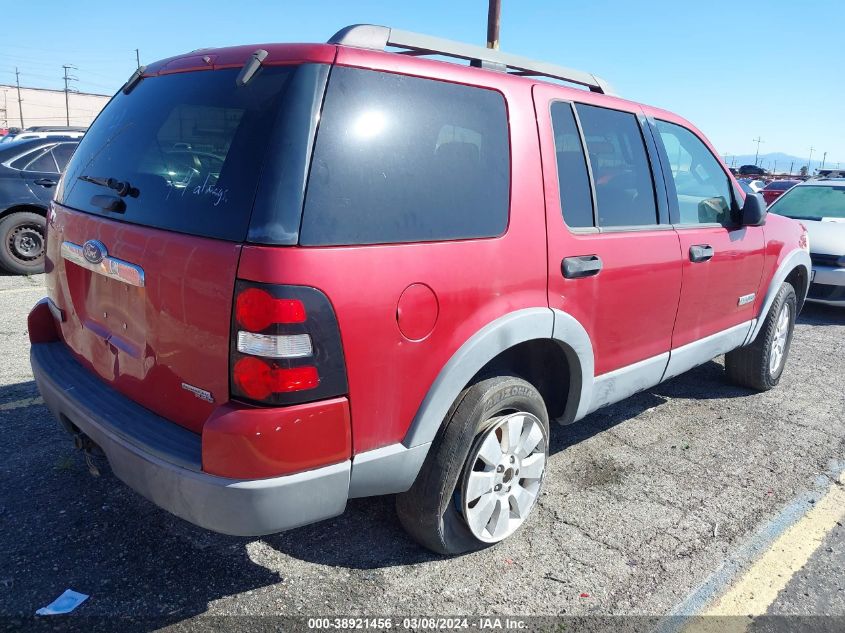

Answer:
[73,433,103,477]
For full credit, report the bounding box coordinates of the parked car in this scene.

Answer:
[0,137,79,274]
[768,178,845,306]
[28,25,810,554]
[1,129,85,144]
[739,178,767,193]
[738,164,767,176]
[762,179,801,206]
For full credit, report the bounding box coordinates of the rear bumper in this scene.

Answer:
[30,341,350,536]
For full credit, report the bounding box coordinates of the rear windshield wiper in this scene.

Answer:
[79,175,139,198]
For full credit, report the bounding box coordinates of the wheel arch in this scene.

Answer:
[0,203,48,221]
[745,249,811,345]
[402,307,594,449]
[348,307,595,498]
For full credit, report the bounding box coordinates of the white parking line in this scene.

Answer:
[0,397,44,411]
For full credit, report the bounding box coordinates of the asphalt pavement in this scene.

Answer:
[0,271,843,629]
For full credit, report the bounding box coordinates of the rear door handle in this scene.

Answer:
[562,255,603,279]
[34,178,57,187]
[689,244,714,263]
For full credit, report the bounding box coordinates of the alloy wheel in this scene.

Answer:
[769,302,792,375]
[459,412,547,543]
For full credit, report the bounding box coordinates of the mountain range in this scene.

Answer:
[721,152,843,174]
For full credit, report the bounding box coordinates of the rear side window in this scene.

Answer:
[550,102,594,228]
[52,143,78,171]
[300,67,510,246]
[575,104,658,227]
[24,148,59,173]
[58,67,297,242]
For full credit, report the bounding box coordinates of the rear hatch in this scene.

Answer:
[46,55,328,433]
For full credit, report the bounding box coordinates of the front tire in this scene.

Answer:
[0,211,46,275]
[396,376,549,555]
[725,282,797,391]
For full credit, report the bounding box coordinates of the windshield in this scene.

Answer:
[58,66,297,241]
[769,184,845,220]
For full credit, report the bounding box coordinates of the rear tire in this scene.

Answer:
[0,211,46,275]
[725,282,797,391]
[396,376,549,555]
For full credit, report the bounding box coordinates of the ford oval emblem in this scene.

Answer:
[82,240,107,265]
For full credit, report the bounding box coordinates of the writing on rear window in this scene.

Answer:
[58,67,297,242]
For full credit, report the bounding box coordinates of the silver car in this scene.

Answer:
[768,178,845,306]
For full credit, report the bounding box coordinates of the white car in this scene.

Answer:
[740,178,767,193]
[768,178,845,306]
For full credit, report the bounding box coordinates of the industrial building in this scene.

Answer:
[0,84,111,131]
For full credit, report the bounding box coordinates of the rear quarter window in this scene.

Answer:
[299,67,510,246]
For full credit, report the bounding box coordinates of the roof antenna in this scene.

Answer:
[236,49,268,87]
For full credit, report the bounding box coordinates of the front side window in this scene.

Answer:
[550,102,594,228]
[300,67,510,246]
[575,104,658,227]
[655,120,734,225]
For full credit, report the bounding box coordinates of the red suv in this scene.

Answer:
[28,25,811,554]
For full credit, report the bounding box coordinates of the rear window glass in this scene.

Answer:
[300,67,510,246]
[58,67,296,241]
[575,104,658,227]
[766,180,798,191]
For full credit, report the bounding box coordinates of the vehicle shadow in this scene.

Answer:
[0,380,278,623]
[548,358,745,456]
[798,302,844,326]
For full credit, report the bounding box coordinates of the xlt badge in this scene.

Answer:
[181,382,214,403]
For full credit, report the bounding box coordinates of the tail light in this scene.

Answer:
[230,281,348,406]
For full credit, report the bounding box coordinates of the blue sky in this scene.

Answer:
[1,0,841,164]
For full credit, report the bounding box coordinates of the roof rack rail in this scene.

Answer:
[328,24,616,96]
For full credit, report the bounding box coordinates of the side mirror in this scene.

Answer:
[740,192,767,226]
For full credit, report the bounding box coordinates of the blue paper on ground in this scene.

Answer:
[35,589,89,615]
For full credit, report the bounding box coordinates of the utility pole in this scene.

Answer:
[789,161,794,176]
[486,0,501,49]
[135,48,141,69]
[821,151,827,170]
[14,67,24,129]
[808,146,814,174]
[753,136,764,165]
[62,64,78,126]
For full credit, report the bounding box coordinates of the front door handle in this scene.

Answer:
[689,244,714,263]
[34,178,57,187]
[562,255,603,279]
